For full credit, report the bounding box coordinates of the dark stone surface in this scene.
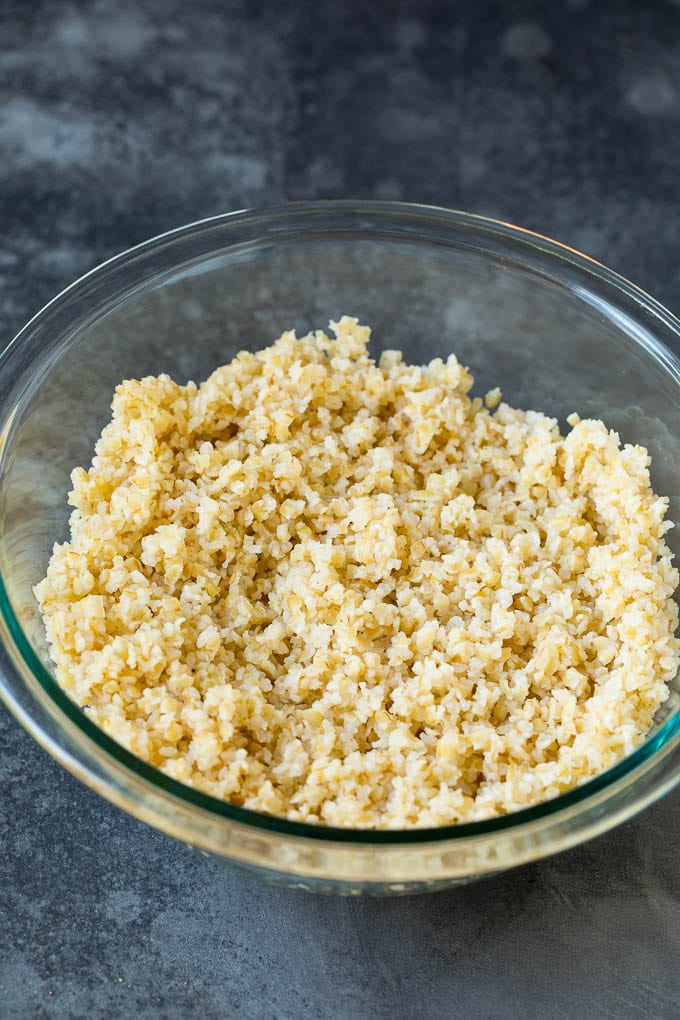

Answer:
[2,1,680,1016]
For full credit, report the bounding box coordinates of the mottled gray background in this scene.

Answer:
[2,1,680,1017]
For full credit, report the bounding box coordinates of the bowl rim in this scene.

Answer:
[2,198,680,847]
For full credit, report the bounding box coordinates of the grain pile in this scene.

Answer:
[35,317,680,827]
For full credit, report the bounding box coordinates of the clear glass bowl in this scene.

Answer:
[1,202,680,895]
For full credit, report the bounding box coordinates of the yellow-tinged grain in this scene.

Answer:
[34,317,680,828]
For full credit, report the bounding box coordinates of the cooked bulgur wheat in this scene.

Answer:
[35,317,680,827]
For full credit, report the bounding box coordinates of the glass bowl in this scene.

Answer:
[1,201,680,895]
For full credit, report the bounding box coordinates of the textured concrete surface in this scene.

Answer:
[2,0,680,1017]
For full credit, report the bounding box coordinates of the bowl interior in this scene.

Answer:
[2,213,680,797]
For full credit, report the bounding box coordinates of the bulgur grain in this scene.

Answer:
[34,317,680,827]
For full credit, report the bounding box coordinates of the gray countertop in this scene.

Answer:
[1,1,680,1017]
